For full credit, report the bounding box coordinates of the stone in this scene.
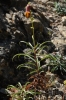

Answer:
[48,15,54,23]
[12,13,16,22]
[6,14,12,19]
[47,1,54,7]
[62,16,66,26]
[34,0,48,3]
[51,37,66,46]
[14,30,26,41]
[25,18,44,34]
[24,18,45,42]
[10,0,28,8]
[45,72,56,83]
[58,45,66,55]
[0,47,4,55]
[53,95,63,100]
[58,25,66,37]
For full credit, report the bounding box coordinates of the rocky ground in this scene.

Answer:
[0,0,66,100]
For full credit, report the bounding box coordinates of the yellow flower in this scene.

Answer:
[24,11,31,18]
[63,80,66,85]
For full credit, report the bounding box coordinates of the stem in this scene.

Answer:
[31,17,39,74]
[31,18,35,46]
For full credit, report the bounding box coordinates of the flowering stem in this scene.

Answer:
[31,17,39,73]
[31,17,35,47]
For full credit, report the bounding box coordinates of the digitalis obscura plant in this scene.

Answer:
[6,82,36,100]
[6,3,51,100]
[13,3,49,75]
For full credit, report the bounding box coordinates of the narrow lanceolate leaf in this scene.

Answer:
[26,90,35,95]
[19,41,33,48]
[28,70,37,75]
[24,49,33,54]
[36,46,48,54]
[17,64,33,69]
[12,53,35,62]
[7,85,16,89]
[18,82,22,89]
[17,62,36,69]
[63,67,66,72]
[39,66,43,70]
[41,54,57,61]
[34,43,39,49]
[51,66,58,72]
[38,41,50,48]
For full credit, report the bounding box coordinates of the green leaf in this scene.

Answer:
[41,54,56,61]
[24,49,33,54]
[17,64,33,69]
[17,62,36,68]
[39,66,43,70]
[18,82,22,89]
[38,41,50,48]
[36,45,48,55]
[28,70,37,75]
[19,41,33,49]
[7,85,16,89]
[12,53,35,62]
[51,66,58,72]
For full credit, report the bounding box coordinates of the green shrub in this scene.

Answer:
[46,52,66,72]
[6,4,52,99]
[6,82,36,100]
[54,2,66,15]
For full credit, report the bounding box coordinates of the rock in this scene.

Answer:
[25,18,44,34]
[34,0,48,3]
[10,0,29,8]
[58,45,66,55]
[62,16,66,26]
[58,25,66,37]
[42,0,48,3]
[0,88,10,94]
[6,13,12,19]
[0,47,4,55]
[51,36,66,47]
[53,95,63,100]
[48,95,52,100]
[47,1,54,7]
[0,0,11,6]
[0,58,8,76]
[24,18,45,42]
[45,72,56,83]
[48,15,54,23]
[45,27,53,37]
[14,30,26,41]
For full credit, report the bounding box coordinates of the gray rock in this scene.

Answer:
[62,16,66,26]
[58,25,66,37]
[14,30,26,41]
[47,1,54,7]
[53,95,63,100]
[25,18,44,34]
[6,14,12,19]
[10,0,28,8]
[58,45,66,55]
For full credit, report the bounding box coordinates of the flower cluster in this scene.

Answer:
[24,3,32,18]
